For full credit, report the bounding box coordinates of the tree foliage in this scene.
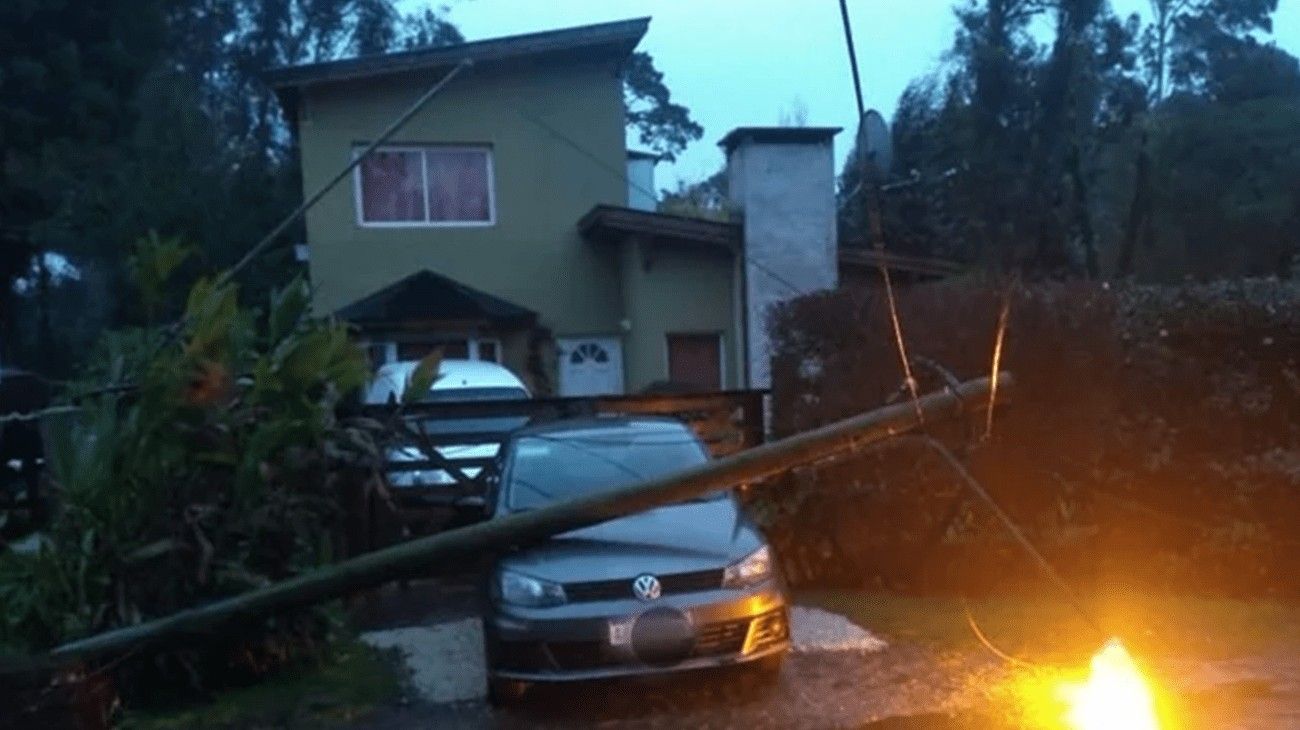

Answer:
[658,168,730,220]
[842,0,1298,282]
[623,51,704,161]
[765,278,1300,595]
[0,0,167,357]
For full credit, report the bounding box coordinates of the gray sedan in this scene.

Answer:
[482,417,789,704]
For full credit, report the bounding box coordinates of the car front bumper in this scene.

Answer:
[486,586,789,682]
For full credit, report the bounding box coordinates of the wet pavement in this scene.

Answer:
[352,644,1002,729]
[346,580,1300,729]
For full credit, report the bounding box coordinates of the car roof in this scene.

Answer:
[365,359,529,403]
[511,415,694,440]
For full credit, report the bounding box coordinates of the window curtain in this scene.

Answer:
[360,151,424,222]
[426,150,490,222]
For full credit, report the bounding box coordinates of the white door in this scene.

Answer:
[557,337,624,396]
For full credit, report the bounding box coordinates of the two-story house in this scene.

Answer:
[269,18,857,396]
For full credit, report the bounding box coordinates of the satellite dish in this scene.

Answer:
[856,109,893,180]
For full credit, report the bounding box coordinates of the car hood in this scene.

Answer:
[498,499,762,583]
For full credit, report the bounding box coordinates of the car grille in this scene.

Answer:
[542,640,611,671]
[495,639,616,672]
[494,608,788,673]
[563,569,724,603]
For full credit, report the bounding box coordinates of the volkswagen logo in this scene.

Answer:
[632,574,662,601]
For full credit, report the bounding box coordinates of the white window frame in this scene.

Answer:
[364,337,502,365]
[352,144,497,229]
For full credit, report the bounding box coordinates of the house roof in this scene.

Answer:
[578,204,740,251]
[335,269,538,329]
[718,127,842,155]
[265,17,650,90]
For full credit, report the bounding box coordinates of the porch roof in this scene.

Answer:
[578,204,740,252]
[335,269,537,330]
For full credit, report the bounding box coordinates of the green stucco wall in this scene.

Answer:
[297,56,627,337]
[619,238,742,391]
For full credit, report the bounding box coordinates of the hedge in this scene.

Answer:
[760,278,1300,597]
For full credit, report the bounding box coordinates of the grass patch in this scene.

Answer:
[798,589,1300,662]
[118,639,401,729]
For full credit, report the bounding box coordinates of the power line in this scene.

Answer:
[838,0,867,120]
[985,282,1013,440]
[837,0,924,423]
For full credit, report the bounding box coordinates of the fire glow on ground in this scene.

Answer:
[1010,638,1165,729]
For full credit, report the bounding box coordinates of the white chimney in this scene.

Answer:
[720,127,840,389]
[626,150,658,211]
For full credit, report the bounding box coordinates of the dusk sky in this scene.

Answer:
[416,0,1300,188]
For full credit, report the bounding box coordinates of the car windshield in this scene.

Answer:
[504,427,713,510]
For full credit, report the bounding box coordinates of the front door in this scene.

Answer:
[557,337,624,396]
[667,333,723,391]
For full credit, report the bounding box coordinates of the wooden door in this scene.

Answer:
[667,333,722,391]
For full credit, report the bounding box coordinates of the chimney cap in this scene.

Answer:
[626,149,660,162]
[718,126,841,154]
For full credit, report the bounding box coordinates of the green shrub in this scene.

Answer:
[0,238,380,696]
[764,278,1300,597]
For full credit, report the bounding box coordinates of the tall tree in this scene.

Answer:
[843,0,1133,276]
[0,0,166,361]
[623,51,704,161]
[1118,0,1282,276]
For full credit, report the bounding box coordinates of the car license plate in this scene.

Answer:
[608,617,634,646]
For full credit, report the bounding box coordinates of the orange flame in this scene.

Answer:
[1058,639,1160,730]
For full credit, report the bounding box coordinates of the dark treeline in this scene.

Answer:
[839,0,1299,282]
[0,1,698,375]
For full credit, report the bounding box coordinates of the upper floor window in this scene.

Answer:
[354,145,495,227]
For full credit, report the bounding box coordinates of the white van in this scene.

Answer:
[366,359,531,493]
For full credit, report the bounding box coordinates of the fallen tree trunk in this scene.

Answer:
[35,373,1011,666]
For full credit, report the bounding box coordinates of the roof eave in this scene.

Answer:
[264,17,650,90]
[579,204,741,251]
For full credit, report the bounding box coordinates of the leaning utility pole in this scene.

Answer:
[38,374,1011,666]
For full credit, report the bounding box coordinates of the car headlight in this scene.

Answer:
[497,569,567,607]
[722,545,774,589]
